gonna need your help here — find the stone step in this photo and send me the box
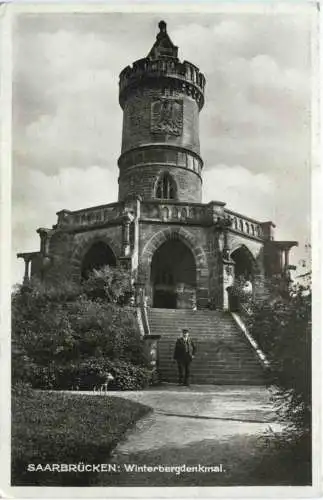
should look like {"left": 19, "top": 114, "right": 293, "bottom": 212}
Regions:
{"left": 160, "top": 355, "right": 261, "bottom": 362}
{"left": 158, "top": 348, "right": 259, "bottom": 359}
{"left": 148, "top": 308, "right": 265, "bottom": 385}
{"left": 160, "top": 366, "right": 262, "bottom": 372}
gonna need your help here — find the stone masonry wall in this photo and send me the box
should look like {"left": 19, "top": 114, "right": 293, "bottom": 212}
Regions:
{"left": 43, "top": 226, "right": 123, "bottom": 284}
{"left": 118, "top": 164, "right": 202, "bottom": 203}
{"left": 121, "top": 86, "right": 200, "bottom": 155}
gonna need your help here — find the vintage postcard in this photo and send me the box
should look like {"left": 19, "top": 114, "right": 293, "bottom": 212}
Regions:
{"left": 0, "top": 1, "right": 321, "bottom": 498}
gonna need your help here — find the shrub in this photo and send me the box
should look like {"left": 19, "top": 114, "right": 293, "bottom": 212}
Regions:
{"left": 12, "top": 274, "right": 150, "bottom": 389}
{"left": 24, "top": 358, "right": 152, "bottom": 391}
{"left": 248, "top": 284, "right": 311, "bottom": 435}
{"left": 82, "top": 265, "right": 133, "bottom": 304}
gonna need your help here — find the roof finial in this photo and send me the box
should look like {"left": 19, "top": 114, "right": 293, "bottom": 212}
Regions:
{"left": 158, "top": 20, "right": 167, "bottom": 33}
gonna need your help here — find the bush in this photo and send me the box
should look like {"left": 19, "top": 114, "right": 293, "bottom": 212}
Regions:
{"left": 12, "top": 273, "right": 150, "bottom": 390}
{"left": 82, "top": 265, "right": 133, "bottom": 304}
{"left": 23, "top": 357, "right": 152, "bottom": 391}
{"left": 12, "top": 389, "right": 151, "bottom": 486}
{"left": 247, "top": 280, "right": 311, "bottom": 446}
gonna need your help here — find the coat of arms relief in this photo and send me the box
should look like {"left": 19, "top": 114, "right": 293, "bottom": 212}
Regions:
{"left": 151, "top": 98, "right": 183, "bottom": 136}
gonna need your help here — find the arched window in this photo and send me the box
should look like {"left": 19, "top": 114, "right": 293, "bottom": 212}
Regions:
{"left": 155, "top": 173, "right": 176, "bottom": 199}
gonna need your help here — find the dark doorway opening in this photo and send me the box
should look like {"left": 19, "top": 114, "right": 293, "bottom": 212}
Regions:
{"left": 231, "top": 246, "right": 254, "bottom": 282}
{"left": 151, "top": 239, "right": 196, "bottom": 309}
{"left": 153, "top": 289, "right": 177, "bottom": 308}
{"left": 81, "top": 241, "right": 116, "bottom": 279}
{"left": 229, "top": 246, "right": 255, "bottom": 310}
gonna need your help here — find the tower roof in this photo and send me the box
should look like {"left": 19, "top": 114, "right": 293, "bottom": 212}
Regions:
{"left": 147, "top": 20, "right": 178, "bottom": 60}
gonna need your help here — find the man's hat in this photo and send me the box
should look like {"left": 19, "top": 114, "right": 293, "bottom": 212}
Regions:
{"left": 182, "top": 328, "right": 189, "bottom": 333}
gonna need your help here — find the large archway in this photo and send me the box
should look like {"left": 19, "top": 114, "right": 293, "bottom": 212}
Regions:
{"left": 231, "top": 246, "right": 255, "bottom": 282}
{"left": 230, "top": 245, "right": 258, "bottom": 306}
{"left": 81, "top": 241, "right": 116, "bottom": 279}
{"left": 151, "top": 239, "right": 196, "bottom": 309}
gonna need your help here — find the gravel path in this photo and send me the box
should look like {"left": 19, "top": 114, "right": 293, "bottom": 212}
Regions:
{"left": 86, "top": 384, "right": 287, "bottom": 486}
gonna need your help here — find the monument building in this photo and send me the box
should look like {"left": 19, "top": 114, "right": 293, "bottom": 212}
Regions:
{"left": 17, "top": 22, "right": 297, "bottom": 383}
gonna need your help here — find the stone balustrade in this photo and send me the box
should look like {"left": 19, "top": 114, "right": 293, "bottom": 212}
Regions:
{"left": 224, "top": 209, "right": 263, "bottom": 239}
{"left": 55, "top": 200, "right": 264, "bottom": 240}
{"left": 56, "top": 202, "right": 122, "bottom": 228}
{"left": 141, "top": 203, "right": 264, "bottom": 239}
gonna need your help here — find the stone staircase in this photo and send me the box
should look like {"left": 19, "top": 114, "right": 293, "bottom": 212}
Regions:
{"left": 147, "top": 308, "right": 266, "bottom": 385}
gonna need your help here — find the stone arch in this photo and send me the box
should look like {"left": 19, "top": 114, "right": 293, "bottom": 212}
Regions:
{"left": 139, "top": 227, "right": 209, "bottom": 308}
{"left": 230, "top": 244, "right": 263, "bottom": 300}
{"left": 70, "top": 234, "right": 119, "bottom": 281}
{"left": 230, "top": 244, "right": 258, "bottom": 277}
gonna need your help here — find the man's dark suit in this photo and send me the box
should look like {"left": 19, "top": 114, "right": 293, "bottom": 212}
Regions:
{"left": 173, "top": 336, "right": 196, "bottom": 385}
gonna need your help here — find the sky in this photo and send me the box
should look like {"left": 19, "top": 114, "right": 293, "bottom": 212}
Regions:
{"left": 12, "top": 9, "right": 315, "bottom": 284}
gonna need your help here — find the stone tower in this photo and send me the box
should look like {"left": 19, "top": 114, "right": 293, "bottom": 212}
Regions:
{"left": 118, "top": 21, "right": 206, "bottom": 203}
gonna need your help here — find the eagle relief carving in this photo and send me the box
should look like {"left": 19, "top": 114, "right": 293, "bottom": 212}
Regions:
{"left": 151, "top": 98, "right": 183, "bottom": 136}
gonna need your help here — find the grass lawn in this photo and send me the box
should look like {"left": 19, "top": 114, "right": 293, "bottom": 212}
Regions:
{"left": 11, "top": 389, "right": 151, "bottom": 486}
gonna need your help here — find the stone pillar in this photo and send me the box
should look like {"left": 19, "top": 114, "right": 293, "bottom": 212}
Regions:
{"left": 223, "top": 227, "right": 230, "bottom": 260}
{"left": 144, "top": 335, "right": 160, "bottom": 384}
{"left": 214, "top": 216, "right": 233, "bottom": 310}
{"left": 23, "top": 258, "right": 30, "bottom": 285}
{"left": 37, "top": 228, "right": 51, "bottom": 255}
{"left": 222, "top": 260, "right": 235, "bottom": 311}
{"left": 284, "top": 248, "right": 289, "bottom": 269}
{"left": 260, "top": 221, "right": 276, "bottom": 241}
{"left": 121, "top": 210, "right": 135, "bottom": 257}
{"left": 134, "top": 281, "right": 145, "bottom": 307}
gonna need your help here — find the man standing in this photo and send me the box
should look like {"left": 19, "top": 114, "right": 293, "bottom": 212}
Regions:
{"left": 173, "top": 329, "right": 196, "bottom": 386}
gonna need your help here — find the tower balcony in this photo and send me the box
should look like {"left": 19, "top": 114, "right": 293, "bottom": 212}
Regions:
{"left": 119, "top": 58, "right": 205, "bottom": 110}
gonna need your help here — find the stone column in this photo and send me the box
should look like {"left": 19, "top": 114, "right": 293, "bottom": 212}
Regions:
{"left": 23, "top": 258, "right": 30, "bottom": 285}
{"left": 223, "top": 226, "right": 230, "bottom": 260}
{"left": 121, "top": 211, "right": 134, "bottom": 257}
{"left": 144, "top": 335, "right": 160, "bottom": 384}
{"left": 214, "top": 216, "right": 233, "bottom": 310}
{"left": 37, "top": 228, "right": 50, "bottom": 255}
{"left": 222, "top": 260, "right": 235, "bottom": 310}
{"left": 284, "top": 248, "right": 290, "bottom": 269}
{"left": 134, "top": 281, "right": 145, "bottom": 307}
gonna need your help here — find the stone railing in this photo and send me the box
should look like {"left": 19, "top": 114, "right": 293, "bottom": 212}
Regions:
{"left": 224, "top": 209, "right": 264, "bottom": 239}
{"left": 56, "top": 202, "right": 122, "bottom": 228}
{"left": 140, "top": 201, "right": 264, "bottom": 232}
{"left": 231, "top": 311, "right": 270, "bottom": 369}
{"left": 55, "top": 199, "right": 265, "bottom": 240}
